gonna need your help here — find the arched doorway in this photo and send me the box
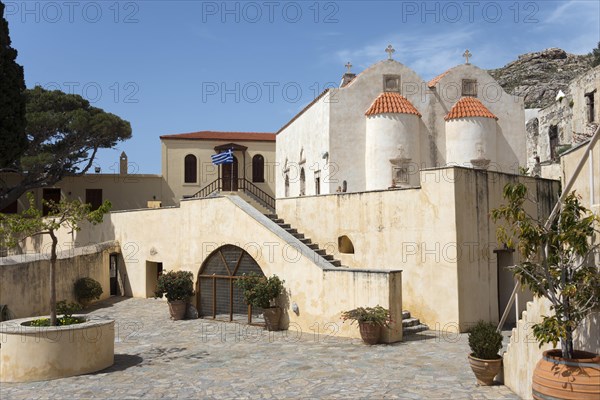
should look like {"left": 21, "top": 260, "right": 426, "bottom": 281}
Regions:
{"left": 222, "top": 156, "right": 239, "bottom": 191}
{"left": 197, "top": 245, "right": 265, "bottom": 323}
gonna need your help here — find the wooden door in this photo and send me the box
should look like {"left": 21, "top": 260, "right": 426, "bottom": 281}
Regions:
{"left": 221, "top": 156, "right": 239, "bottom": 191}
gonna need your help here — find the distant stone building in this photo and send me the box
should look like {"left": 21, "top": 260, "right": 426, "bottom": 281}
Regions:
{"left": 526, "top": 65, "right": 600, "bottom": 178}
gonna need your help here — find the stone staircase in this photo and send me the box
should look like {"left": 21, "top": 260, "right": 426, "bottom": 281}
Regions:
{"left": 221, "top": 192, "right": 273, "bottom": 215}
{"left": 266, "top": 214, "right": 344, "bottom": 267}
{"left": 402, "top": 310, "right": 429, "bottom": 335}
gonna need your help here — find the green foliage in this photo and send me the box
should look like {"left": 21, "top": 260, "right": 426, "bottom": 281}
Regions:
{"left": 341, "top": 305, "right": 391, "bottom": 328}
{"left": 235, "top": 273, "right": 285, "bottom": 309}
{"left": 74, "top": 277, "right": 103, "bottom": 304}
{"left": 0, "top": 1, "right": 27, "bottom": 168}
{"left": 0, "top": 193, "right": 111, "bottom": 325}
{"left": 154, "top": 270, "right": 194, "bottom": 302}
{"left": 0, "top": 86, "right": 132, "bottom": 210}
{"left": 468, "top": 321, "right": 503, "bottom": 359}
{"left": 29, "top": 300, "right": 83, "bottom": 326}
{"left": 491, "top": 183, "right": 600, "bottom": 358}
{"left": 590, "top": 41, "right": 600, "bottom": 68}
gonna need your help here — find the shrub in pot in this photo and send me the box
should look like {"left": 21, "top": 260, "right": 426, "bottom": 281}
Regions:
{"left": 74, "top": 277, "right": 103, "bottom": 307}
{"left": 235, "top": 273, "right": 285, "bottom": 331}
{"left": 154, "top": 270, "right": 194, "bottom": 320}
{"left": 341, "top": 305, "right": 391, "bottom": 345}
{"left": 467, "top": 321, "right": 503, "bottom": 385}
{"left": 493, "top": 183, "right": 600, "bottom": 399}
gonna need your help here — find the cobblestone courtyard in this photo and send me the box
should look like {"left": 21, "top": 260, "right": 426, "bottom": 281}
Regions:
{"left": 1, "top": 297, "right": 518, "bottom": 399}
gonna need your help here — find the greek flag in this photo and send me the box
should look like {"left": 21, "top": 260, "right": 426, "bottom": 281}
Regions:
{"left": 211, "top": 149, "right": 234, "bottom": 165}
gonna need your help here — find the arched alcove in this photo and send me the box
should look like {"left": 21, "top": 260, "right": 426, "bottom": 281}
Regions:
{"left": 338, "top": 235, "right": 355, "bottom": 254}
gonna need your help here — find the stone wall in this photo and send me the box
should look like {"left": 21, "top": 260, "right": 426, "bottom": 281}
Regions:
{"left": 0, "top": 242, "right": 119, "bottom": 319}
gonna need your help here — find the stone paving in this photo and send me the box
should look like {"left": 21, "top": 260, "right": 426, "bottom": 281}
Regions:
{"left": 0, "top": 297, "right": 519, "bottom": 399}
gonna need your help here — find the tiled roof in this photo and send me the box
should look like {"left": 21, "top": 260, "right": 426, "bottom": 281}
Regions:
{"left": 160, "top": 131, "right": 276, "bottom": 142}
{"left": 427, "top": 71, "right": 450, "bottom": 88}
{"left": 444, "top": 97, "right": 498, "bottom": 121}
{"left": 365, "top": 92, "right": 422, "bottom": 117}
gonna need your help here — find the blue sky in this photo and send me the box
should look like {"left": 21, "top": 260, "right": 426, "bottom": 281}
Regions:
{"left": 5, "top": 0, "right": 600, "bottom": 174}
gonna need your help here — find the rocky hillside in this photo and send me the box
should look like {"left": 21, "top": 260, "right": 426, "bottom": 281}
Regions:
{"left": 488, "top": 48, "right": 592, "bottom": 109}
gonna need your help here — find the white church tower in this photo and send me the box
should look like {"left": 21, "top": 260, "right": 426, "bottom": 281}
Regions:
{"left": 365, "top": 92, "right": 422, "bottom": 190}
{"left": 444, "top": 97, "right": 498, "bottom": 169}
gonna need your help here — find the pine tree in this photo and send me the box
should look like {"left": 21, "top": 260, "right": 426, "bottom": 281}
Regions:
{"left": 0, "top": 1, "right": 27, "bottom": 168}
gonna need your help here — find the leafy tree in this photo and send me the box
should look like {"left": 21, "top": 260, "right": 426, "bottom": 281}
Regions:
{"left": 591, "top": 41, "right": 600, "bottom": 67}
{"left": 0, "top": 86, "right": 132, "bottom": 210}
{"left": 0, "top": 1, "right": 27, "bottom": 168}
{"left": 0, "top": 193, "right": 111, "bottom": 325}
{"left": 491, "top": 183, "right": 600, "bottom": 359}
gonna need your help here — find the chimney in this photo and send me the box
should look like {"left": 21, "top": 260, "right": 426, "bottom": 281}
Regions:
{"left": 120, "top": 151, "right": 128, "bottom": 175}
{"left": 340, "top": 61, "right": 356, "bottom": 88}
{"left": 340, "top": 72, "right": 356, "bottom": 88}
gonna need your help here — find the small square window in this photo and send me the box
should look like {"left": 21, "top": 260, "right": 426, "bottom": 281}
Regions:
{"left": 384, "top": 75, "right": 401, "bottom": 92}
{"left": 462, "top": 79, "right": 478, "bottom": 97}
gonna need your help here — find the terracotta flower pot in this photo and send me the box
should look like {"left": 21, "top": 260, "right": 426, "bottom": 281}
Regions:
{"left": 359, "top": 322, "right": 381, "bottom": 345}
{"left": 168, "top": 300, "right": 187, "bottom": 320}
{"left": 532, "top": 349, "right": 600, "bottom": 400}
{"left": 263, "top": 307, "right": 281, "bottom": 331}
{"left": 468, "top": 354, "right": 502, "bottom": 385}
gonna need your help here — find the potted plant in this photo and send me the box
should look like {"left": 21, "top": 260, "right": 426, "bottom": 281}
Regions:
{"left": 74, "top": 277, "right": 103, "bottom": 307}
{"left": 154, "top": 270, "right": 194, "bottom": 320}
{"left": 341, "top": 305, "right": 391, "bottom": 345}
{"left": 235, "top": 273, "right": 285, "bottom": 331}
{"left": 492, "top": 183, "right": 600, "bottom": 399}
{"left": 467, "top": 321, "right": 504, "bottom": 385}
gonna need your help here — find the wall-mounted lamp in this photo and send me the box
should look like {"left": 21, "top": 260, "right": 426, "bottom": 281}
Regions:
{"left": 321, "top": 151, "right": 329, "bottom": 160}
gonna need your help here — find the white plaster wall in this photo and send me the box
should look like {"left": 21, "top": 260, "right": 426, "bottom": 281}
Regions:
{"left": 445, "top": 117, "right": 497, "bottom": 168}
{"left": 275, "top": 93, "right": 331, "bottom": 197}
{"left": 277, "top": 167, "right": 559, "bottom": 331}
{"left": 365, "top": 113, "right": 421, "bottom": 190}
{"left": 431, "top": 64, "right": 526, "bottom": 174}
{"left": 16, "top": 197, "right": 402, "bottom": 340}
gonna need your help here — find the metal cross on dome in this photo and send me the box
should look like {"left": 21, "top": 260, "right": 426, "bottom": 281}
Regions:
{"left": 463, "top": 49, "right": 472, "bottom": 64}
{"left": 385, "top": 45, "right": 395, "bottom": 60}
{"left": 345, "top": 62, "right": 352, "bottom": 72}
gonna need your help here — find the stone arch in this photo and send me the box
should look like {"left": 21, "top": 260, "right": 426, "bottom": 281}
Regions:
{"left": 197, "top": 245, "right": 265, "bottom": 323}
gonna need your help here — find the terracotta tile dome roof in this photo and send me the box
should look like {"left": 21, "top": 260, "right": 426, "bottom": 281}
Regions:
{"left": 444, "top": 97, "right": 498, "bottom": 121}
{"left": 365, "top": 92, "right": 422, "bottom": 117}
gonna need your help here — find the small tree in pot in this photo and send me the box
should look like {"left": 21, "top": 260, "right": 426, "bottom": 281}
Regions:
{"left": 467, "top": 321, "right": 504, "bottom": 385}
{"left": 492, "top": 183, "right": 600, "bottom": 398}
{"left": 341, "top": 305, "right": 391, "bottom": 345}
{"left": 235, "top": 273, "right": 285, "bottom": 331}
{"left": 154, "top": 270, "right": 194, "bottom": 320}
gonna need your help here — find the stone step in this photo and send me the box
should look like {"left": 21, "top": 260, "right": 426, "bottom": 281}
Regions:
{"left": 330, "top": 260, "right": 342, "bottom": 267}
{"left": 315, "top": 249, "right": 327, "bottom": 256}
{"left": 307, "top": 243, "right": 319, "bottom": 250}
{"left": 322, "top": 254, "right": 335, "bottom": 261}
{"left": 296, "top": 234, "right": 307, "bottom": 241}
{"left": 271, "top": 218, "right": 284, "bottom": 224}
{"left": 402, "top": 310, "right": 411, "bottom": 320}
{"left": 279, "top": 223, "right": 291, "bottom": 229}
{"left": 402, "top": 318, "right": 421, "bottom": 328}
{"left": 285, "top": 228, "right": 297, "bottom": 234}
{"left": 266, "top": 214, "right": 278, "bottom": 219}
{"left": 403, "top": 324, "right": 429, "bottom": 335}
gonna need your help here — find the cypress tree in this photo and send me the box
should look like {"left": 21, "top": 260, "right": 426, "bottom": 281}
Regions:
{"left": 0, "top": 1, "right": 27, "bottom": 168}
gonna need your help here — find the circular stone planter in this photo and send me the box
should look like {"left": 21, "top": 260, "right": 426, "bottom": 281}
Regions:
{"left": 0, "top": 316, "right": 114, "bottom": 383}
